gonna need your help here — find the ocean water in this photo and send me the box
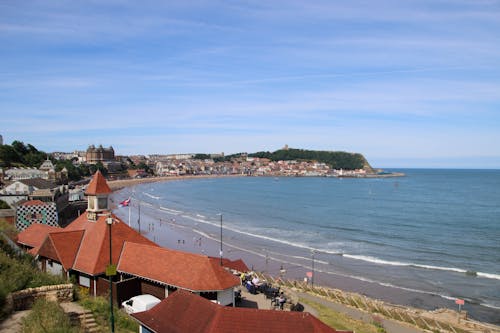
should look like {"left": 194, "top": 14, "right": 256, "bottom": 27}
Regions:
{"left": 116, "top": 169, "right": 500, "bottom": 323}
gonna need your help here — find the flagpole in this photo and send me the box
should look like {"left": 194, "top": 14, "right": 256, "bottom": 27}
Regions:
{"left": 128, "top": 199, "right": 131, "bottom": 227}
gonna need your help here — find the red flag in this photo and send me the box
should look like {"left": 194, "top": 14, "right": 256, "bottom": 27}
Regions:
{"left": 119, "top": 197, "right": 131, "bottom": 207}
{"left": 455, "top": 299, "right": 464, "bottom": 305}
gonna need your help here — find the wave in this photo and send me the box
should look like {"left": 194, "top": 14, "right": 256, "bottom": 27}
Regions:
{"left": 144, "top": 192, "right": 161, "bottom": 200}
{"left": 480, "top": 302, "right": 500, "bottom": 310}
{"left": 219, "top": 236, "right": 473, "bottom": 307}
{"left": 124, "top": 195, "right": 500, "bottom": 283}
{"left": 343, "top": 254, "right": 500, "bottom": 281}
{"left": 159, "top": 206, "right": 182, "bottom": 214}
{"left": 477, "top": 272, "right": 500, "bottom": 280}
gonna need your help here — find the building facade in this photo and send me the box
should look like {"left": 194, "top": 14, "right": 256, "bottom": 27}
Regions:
{"left": 86, "top": 145, "right": 115, "bottom": 164}
{"left": 16, "top": 200, "right": 59, "bottom": 231}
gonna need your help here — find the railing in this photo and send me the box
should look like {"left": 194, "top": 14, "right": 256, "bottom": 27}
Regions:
{"left": 256, "top": 273, "right": 500, "bottom": 333}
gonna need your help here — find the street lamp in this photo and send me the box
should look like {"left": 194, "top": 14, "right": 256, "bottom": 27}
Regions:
{"left": 217, "top": 213, "right": 223, "bottom": 266}
{"left": 106, "top": 216, "right": 115, "bottom": 333}
{"left": 311, "top": 249, "right": 316, "bottom": 288}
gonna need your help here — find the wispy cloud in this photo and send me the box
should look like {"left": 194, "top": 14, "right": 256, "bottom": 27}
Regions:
{"left": 1, "top": 0, "right": 499, "bottom": 167}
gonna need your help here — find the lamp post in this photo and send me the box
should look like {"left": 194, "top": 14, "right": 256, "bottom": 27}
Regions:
{"left": 137, "top": 201, "right": 141, "bottom": 234}
{"left": 106, "top": 216, "right": 115, "bottom": 333}
{"left": 218, "top": 213, "right": 223, "bottom": 266}
{"left": 311, "top": 250, "right": 316, "bottom": 288}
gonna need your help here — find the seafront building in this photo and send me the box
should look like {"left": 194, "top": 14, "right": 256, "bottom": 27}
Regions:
{"left": 16, "top": 171, "right": 240, "bottom": 305}
{"left": 132, "top": 290, "right": 350, "bottom": 333}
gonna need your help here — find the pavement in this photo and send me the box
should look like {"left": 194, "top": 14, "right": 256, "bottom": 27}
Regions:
{"left": 0, "top": 310, "right": 30, "bottom": 333}
{"left": 237, "top": 286, "right": 424, "bottom": 333}
{"left": 296, "top": 291, "right": 425, "bottom": 333}
{"left": 0, "top": 302, "right": 97, "bottom": 333}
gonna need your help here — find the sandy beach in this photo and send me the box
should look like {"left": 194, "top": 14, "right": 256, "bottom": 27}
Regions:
{"left": 109, "top": 175, "right": 500, "bottom": 328}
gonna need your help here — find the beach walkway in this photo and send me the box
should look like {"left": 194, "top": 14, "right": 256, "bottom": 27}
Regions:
{"left": 296, "top": 291, "right": 424, "bottom": 333}
{"left": 238, "top": 286, "right": 423, "bottom": 333}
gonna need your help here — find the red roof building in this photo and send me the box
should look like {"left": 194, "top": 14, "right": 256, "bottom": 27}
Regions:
{"left": 16, "top": 171, "right": 157, "bottom": 297}
{"left": 132, "top": 290, "right": 351, "bottom": 333}
{"left": 118, "top": 242, "right": 240, "bottom": 305}
{"left": 212, "top": 257, "right": 249, "bottom": 273}
{"left": 84, "top": 170, "right": 112, "bottom": 195}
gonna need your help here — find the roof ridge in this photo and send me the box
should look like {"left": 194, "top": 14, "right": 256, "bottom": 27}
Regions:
{"left": 51, "top": 230, "right": 85, "bottom": 270}
{"left": 71, "top": 225, "right": 90, "bottom": 273}
{"left": 206, "top": 301, "right": 223, "bottom": 333}
{"left": 93, "top": 218, "right": 109, "bottom": 275}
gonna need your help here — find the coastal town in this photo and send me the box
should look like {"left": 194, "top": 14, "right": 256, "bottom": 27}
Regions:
{"left": 0, "top": 140, "right": 497, "bottom": 333}
{"left": 50, "top": 143, "right": 377, "bottom": 178}
{"left": 1, "top": 151, "right": 357, "bottom": 332}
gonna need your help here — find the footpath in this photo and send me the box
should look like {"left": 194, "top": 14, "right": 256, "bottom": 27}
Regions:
{"left": 295, "top": 291, "right": 424, "bottom": 333}
{"left": 239, "top": 285, "right": 423, "bottom": 333}
{"left": 257, "top": 272, "right": 500, "bottom": 333}
{"left": 0, "top": 302, "right": 99, "bottom": 333}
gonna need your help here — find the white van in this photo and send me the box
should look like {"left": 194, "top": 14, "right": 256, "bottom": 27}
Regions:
{"left": 121, "top": 294, "right": 161, "bottom": 314}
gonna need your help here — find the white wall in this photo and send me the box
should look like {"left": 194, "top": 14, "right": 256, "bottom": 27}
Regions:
{"left": 46, "top": 260, "right": 63, "bottom": 276}
{"left": 217, "top": 288, "right": 234, "bottom": 306}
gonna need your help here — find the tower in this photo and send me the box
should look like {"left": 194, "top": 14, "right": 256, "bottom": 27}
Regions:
{"left": 84, "top": 170, "right": 112, "bottom": 221}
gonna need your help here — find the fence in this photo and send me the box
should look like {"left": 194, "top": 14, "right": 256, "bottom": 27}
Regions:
{"left": 256, "top": 273, "right": 499, "bottom": 333}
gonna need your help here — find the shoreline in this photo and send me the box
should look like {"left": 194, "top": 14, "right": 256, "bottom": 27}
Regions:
{"left": 107, "top": 174, "right": 236, "bottom": 191}
{"left": 107, "top": 172, "right": 405, "bottom": 191}
{"left": 109, "top": 176, "right": 500, "bottom": 328}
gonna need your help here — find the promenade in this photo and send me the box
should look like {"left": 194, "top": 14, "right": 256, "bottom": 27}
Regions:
{"left": 238, "top": 285, "right": 423, "bottom": 333}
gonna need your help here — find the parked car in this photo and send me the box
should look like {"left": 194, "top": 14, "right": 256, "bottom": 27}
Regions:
{"left": 121, "top": 294, "right": 161, "bottom": 314}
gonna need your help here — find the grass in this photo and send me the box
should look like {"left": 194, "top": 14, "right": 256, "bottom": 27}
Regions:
{"left": 76, "top": 289, "right": 138, "bottom": 333}
{"left": 0, "top": 221, "right": 66, "bottom": 320}
{"left": 300, "top": 297, "right": 385, "bottom": 333}
{"left": 21, "top": 298, "right": 79, "bottom": 333}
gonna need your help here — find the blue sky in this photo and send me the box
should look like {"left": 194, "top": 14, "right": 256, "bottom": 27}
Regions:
{"left": 1, "top": 0, "right": 499, "bottom": 168}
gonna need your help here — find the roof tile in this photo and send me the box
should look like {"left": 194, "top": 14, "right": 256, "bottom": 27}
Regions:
{"left": 118, "top": 242, "right": 240, "bottom": 291}
{"left": 132, "top": 290, "right": 345, "bottom": 333}
{"left": 85, "top": 170, "right": 112, "bottom": 195}
{"left": 17, "top": 223, "right": 61, "bottom": 248}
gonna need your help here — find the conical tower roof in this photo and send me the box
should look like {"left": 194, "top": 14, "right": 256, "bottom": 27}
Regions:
{"left": 85, "top": 170, "right": 112, "bottom": 195}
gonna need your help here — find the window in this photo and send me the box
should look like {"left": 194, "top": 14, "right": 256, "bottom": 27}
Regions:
{"left": 98, "top": 197, "right": 107, "bottom": 210}
{"left": 79, "top": 276, "right": 90, "bottom": 288}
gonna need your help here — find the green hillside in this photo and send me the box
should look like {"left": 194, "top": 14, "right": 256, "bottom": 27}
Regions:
{"left": 249, "top": 148, "right": 373, "bottom": 171}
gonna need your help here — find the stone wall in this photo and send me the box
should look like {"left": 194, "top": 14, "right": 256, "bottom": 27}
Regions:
{"left": 9, "top": 284, "right": 74, "bottom": 311}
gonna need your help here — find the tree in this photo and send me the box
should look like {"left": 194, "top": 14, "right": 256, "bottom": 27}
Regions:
{"left": 0, "top": 145, "right": 22, "bottom": 167}
{"left": 89, "top": 162, "right": 108, "bottom": 176}
{"left": 0, "top": 200, "right": 10, "bottom": 209}
{"left": 193, "top": 154, "right": 211, "bottom": 160}
{"left": 11, "top": 140, "right": 28, "bottom": 156}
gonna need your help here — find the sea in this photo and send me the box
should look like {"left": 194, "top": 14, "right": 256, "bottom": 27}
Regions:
{"left": 114, "top": 169, "right": 500, "bottom": 323}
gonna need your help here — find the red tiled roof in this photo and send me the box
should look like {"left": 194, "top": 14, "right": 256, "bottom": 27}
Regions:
{"left": 21, "top": 200, "right": 46, "bottom": 206}
{"left": 132, "top": 290, "right": 345, "bottom": 333}
{"left": 38, "top": 230, "right": 84, "bottom": 270}
{"left": 17, "top": 223, "right": 61, "bottom": 248}
{"left": 211, "top": 257, "right": 249, "bottom": 273}
{"left": 118, "top": 242, "right": 240, "bottom": 291}
{"left": 85, "top": 170, "right": 112, "bottom": 195}
{"left": 64, "top": 212, "right": 158, "bottom": 275}
{"left": 18, "top": 210, "right": 157, "bottom": 276}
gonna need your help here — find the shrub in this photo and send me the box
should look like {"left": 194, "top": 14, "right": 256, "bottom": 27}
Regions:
{"left": 21, "top": 298, "right": 78, "bottom": 333}
{"left": 78, "top": 292, "right": 138, "bottom": 333}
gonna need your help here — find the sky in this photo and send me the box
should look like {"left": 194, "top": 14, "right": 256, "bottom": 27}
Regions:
{"left": 1, "top": 0, "right": 500, "bottom": 168}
